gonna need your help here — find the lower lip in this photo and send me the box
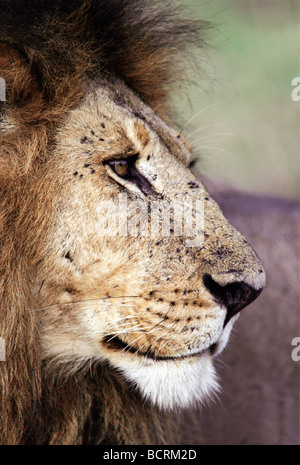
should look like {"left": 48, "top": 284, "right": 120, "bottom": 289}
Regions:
{"left": 102, "top": 335, "right": 217, "bottom": 361}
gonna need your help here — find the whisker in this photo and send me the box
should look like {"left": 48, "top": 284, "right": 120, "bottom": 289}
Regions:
{"left": 191, "top": 145, "right": 237, "bottom": 159}
{"left": 154, "top": 322, "right": 178, "bottom": 356}
{"left": 104, "top": 314, "right": 145, "bottom": 324}
{"left": 190, "top": 132, "right": 234, "bottom": 146}
{"left": 179, "top": 97, "right": 231, "bottom": 134}
{"left": 37, "top": 296, "right": 139, "bottom": 312}
{"left": 186, "top": 121, "right": 226, "bottom": 139}
{"left": 132, "top": 311, "right": 171, "bottom": 354}
{"left": 122, "top": 327, "right": 162, "bottom": 354}
{"left": 105, "top": 323, "right": 154, "bottom": 343}
{"left": 122, "top": 334, "right": 146, "bottom": 351}
{"left": 138, "top": 310, "right": 175, "bottom": 356}
{"left": 106, "top": 330, "right": 142, "bottom": 343}
{"left": 134, "top": 327, "right": 164, "bottom": 355}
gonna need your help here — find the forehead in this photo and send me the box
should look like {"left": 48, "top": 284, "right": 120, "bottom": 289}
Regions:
{"left": 58, "top": 77, "right": 191, "bottom": 165}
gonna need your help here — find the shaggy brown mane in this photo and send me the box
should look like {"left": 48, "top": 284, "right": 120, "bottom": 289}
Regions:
{"left": 0, "top": 0, "right": 205, "bottom": 116}
{"left": 0, "top": 0, "right": 206, "bottom": 444}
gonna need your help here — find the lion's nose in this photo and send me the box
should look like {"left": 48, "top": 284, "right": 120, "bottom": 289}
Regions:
{"left": 203, "top": 273, "right": 264, "bottom": 327}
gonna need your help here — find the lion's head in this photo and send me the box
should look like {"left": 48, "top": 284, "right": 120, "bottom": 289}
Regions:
{"left": 0, "top": 0, "right": 265, "bottom": 444}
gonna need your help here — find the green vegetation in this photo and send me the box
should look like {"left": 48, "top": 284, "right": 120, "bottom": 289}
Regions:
{"left": 174, "top": 0, "right": 299, "bottom": 199}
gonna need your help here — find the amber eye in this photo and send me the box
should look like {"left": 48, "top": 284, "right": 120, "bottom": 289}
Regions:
{"left": 109, "top": 160, "right": 129, "bottom": 177}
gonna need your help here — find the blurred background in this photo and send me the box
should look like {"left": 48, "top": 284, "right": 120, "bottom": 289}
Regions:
{"left": 173, "top": 0, "right": 299, "bottom": 199}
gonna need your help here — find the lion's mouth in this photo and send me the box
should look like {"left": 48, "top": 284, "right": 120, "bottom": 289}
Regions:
{"left": 102, "top": 335, "right": 218, "bottom": 360}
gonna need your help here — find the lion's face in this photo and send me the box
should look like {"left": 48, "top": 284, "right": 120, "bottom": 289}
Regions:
{"left": 36, "top": 78, "right": 265, "bottom": 409}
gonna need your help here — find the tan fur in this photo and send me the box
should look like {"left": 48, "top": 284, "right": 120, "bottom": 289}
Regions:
{"left": 0, "top": 1, "right": 265, "bottom": 445}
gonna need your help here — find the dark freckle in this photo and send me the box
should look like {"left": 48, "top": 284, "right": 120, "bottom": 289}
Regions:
{"left": 79, "top": 174, "right": 83, "bottom": 179}
{"left": 101, "top": 122, "right": 105, "bottom": 128}
{"left": 192, "top": 301, "right": 197, "bottom": 305}
{"left": 73, "top": 171, "right": 78, "bottom": 176}
{"left": 174, "top": 289, "right": 179, "bottom": 294}
{"left": 146, "top": 307, "right": 151, "bottom": 311}
{"left": 149, "top": 290, "right": 155, "bottom": 296}
{"left": 147, "top": 155, "right": 150, "bottom": 161}
{"left": 64, "top": 251, "right": 73, "bottom": 263}
{"left": 158, "top": 298, "right": 164, "bottom": 302}
{"left": 90, "top": 169, "right": 95, "bottom": 174}
{"left": 80, "top": 136, "right": 88, "bottom": 144}
{"left": 99, "top": 137, "right": 105, "bottom": 141}
{"left": 84, "top": 163, "right": 91, "bottom": 168}
{"left": 205, "top": 197, "right": 209, "bottom": 201}
{"left": 186, "top": 317, "right": 192, "bottom": 322}
{"left": 187, "top": 181, "right": 199, "bottom": 189}
{"left": 183, "top": 290, "right": 187, "bottom": 295}
{"left": 91, "top": 130, "right": 95, "bottom": 135}
{"left": 170, "top": 301, "right": 175, "bottom": 306}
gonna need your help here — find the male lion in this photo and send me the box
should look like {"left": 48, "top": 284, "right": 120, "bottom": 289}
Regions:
{"left": 0, "top": 0, "right": 265, "bottom": 444}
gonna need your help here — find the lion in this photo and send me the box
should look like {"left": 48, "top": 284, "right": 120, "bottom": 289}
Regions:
{"left": 0, "top": 0, "right": 265, "bottom": 445}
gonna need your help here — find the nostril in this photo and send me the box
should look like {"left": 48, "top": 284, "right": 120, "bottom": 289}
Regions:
{"left": 203, "top": 274, "right": 262, "bottom": 327}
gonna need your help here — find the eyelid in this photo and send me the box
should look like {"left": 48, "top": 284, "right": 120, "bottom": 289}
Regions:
{"left": 103, "top": 153, "right": 139, "bottom": 164}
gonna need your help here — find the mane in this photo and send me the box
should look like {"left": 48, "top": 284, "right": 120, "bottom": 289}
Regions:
{"left": 0, "top": 0, "right": 206, "bottom": 117}
{"left": 0, "top": 0, "right": 206, "bottom": 444}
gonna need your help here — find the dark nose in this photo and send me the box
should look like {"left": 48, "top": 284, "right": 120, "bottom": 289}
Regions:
{"left": 203, "top": 274, "right": 263, "bottom": 327}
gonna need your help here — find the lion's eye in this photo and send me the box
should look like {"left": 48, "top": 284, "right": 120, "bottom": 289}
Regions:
{"left": 109, "top": 160, "right": 129, "bottom": 177}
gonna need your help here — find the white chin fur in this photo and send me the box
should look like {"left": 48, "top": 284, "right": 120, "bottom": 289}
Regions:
{"left": 113, "top": 353, "right": 219, "bottom": 410}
